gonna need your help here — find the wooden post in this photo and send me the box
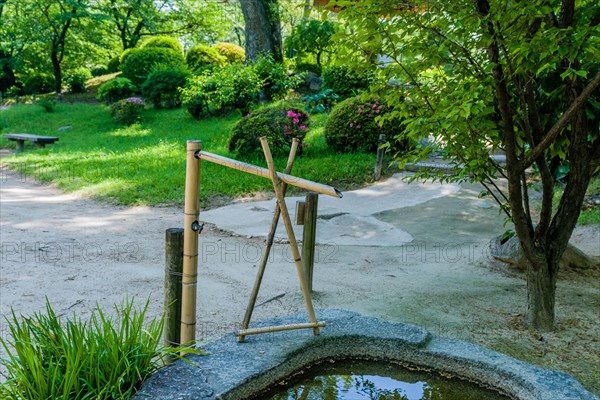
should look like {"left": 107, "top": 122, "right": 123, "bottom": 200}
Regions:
{"left": 181, "top": 140, "right": 202, "bottom": 350}
{"left": 238, "top": 139, "right": 299, "bottom": 342}
{"left": 260, "top": 137, "right": 321, "bottom": 336}
{"left": 164, "top": 228, "right": 183, "bottom": 352}
{"left": 302, "top": 192, "right": 318, "bottom": 293}
{"left": 374, "top": 134, "right": 386, "bottom": 181}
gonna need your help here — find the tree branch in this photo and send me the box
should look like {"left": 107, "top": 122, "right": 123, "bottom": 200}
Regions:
{"left": 521, "top": 71, "right": 600, "bottom": 170}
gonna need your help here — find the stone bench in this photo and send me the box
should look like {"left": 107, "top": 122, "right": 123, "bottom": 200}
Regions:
{"left": 3, "top": 133, "right": 59, "bottom": 152}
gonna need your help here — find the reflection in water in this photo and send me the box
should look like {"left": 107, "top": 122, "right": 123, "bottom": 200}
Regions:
{"left": 264, "top": 360, "right": 510, "bottom": 400}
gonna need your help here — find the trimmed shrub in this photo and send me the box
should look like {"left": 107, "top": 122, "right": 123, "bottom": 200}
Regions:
{"left": 213, "top": 42, "right": 245, "bottom": 64}
{"left": 325, "top": 95, "right": 406, "bottom": 153}
{"left": 141, "top": 68, "right": 188, "bottom": 109}
{"left": 121, "top": 47, "right": 186, "bottom": 86}
{"left": 141, "top": 36, "right": 183, "bottom": 55}
{"left": 22, "top": 73, "right": 54, "bottom": 94}
{"left": 186, "top": 45, "right": 226, "bottom": 72}
{"left": 107, "top": 56, "right": 121, "bottom": 73}
{"left": 110, "top": 97, "right": 145, "bottom": 125}
{"left": 229, "top": 102, "right": 310, "bottom": 157}
{"left": 253, "top": 54, "right": 302, "bottom": 100}
{"left": 97, "top": 77, "right": 136, "bottom": 103}
{"left": 119, "top": 49, "right": 134, "bottom": 67}
{"left": 322, "top": 64, "right": 374, "bottom": 99}
{"left": 65, "top": 68, "right": 92, "bottom": 93}
{"left": 91, "top": 65, "right": 108, "bottom": 77}
{"left": 181, "top": 63, "right": 261, "bottom": 117}
{"left": 37, "top": 98, "right": 56, "bottom": 113}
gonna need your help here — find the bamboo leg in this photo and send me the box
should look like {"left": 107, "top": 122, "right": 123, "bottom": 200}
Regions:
{"left": 239, "top": 139, "right": 299, "bottom": 342}
{"left": 180, "top": 140, "right": 202, "bottom": 351}
{"left": 260, "top": 137, "right": 320, "bottom": 336}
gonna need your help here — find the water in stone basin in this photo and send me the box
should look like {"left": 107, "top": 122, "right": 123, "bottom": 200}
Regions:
{"left": 263, "top": 360, "right": 511, "bottom": 400}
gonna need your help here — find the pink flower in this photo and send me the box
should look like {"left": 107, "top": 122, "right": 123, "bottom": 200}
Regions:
{"left": 372, "top": 105, "right": 376, "bottom": 109}
{"left": 357, "top": 125, "right": 361, "bottom": 129}
{"left": 299, "top": 125, "right": 306, "bottom": 130}
{"left": 293, "top": 118, "right": 299, "bottom": 124}
{"left": 287, "top": 110, "right": 295, "bottom": 117}
{"left": 349, "top": 123, "right": 353, "bottom": 127}
{"left": 368, "top": 114, "right": 373, "bottom": 117}
{"left": 375, "top": 110, "right": 380, "bottom": 114}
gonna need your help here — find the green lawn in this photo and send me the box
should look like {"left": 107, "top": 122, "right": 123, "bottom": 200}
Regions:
{"left": 0, "top": 103, "right": 377, "bottom": 207}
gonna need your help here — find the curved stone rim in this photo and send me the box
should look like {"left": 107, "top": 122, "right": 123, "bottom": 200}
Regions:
{"left": 135, "top": 309, "right": 598, "bottom": 400}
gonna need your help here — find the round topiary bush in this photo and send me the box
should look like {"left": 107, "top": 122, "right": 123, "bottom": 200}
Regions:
{"left": 110, "top": 97, "right": 145, "bottom": 125}
{"left": 97, "top": 77, "right": 136, "bottom": 103}
{"left": 325, "top": 95, "right": 406, "bottom": 153}
{"left": 186, "top": 45, "right": 226, "bottom": 72}
{"left": 229, "top": 102, "right": 310, "bottom": 157}
{"left": 141, "top": 36, "right": 183, "bottom": 55}
{"left": 22, "top": 73, "right": 55, "bottom": 94}
{"left": 322, "top": 65, "right": 374, "bottom": 99}
{"left": 141, "top": 68, "right": 188, "bottom": 109}
{"left": 65, "top": 68, "right": 92, "bottom": 93}
{"left": 107, "top": 56, "right": 121, "bottom": 73}
{"left": 212, "top": 42, "right": 245, "bottom": 64}
{"left": 121, "top": 47, "right": 186, "bottom": 86}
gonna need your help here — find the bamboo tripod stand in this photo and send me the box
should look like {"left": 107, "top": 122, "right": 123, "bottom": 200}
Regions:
{"left": 180, "top": 138, "right": 342, "bottom": 347}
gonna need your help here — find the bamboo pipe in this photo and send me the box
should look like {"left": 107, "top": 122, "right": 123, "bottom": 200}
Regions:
{"left": 260, "top": 137, "right": 321, "bottom": 336}
{"left": 196, "top": 151, "right": 343, "bottom": 198}
{"left": 234, "top": 321, "right": 326, "bottom": 338}
{"left": 181, "top": 140, "right": 202, "bottom": 350}
{"left": 239, "top": 139, "right": 299, "bottom": 342}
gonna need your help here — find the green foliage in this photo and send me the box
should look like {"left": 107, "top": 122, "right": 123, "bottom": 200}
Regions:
{"left": 37, "top": 98, "right": 56, "bottom": 113}
{"left": 97, "top": 77, "right": 136, "bottom": 103}
{"left": 106, "top": 56, "right": 121, "bottom": 73}
{"left": 302, "top": 89, "right": 339, "bottom": 114}
{"left": 119, "top": 49, "right": 133, "bottom": 67}
{"left": 253, "top": 54, "right": 301, "bottom": 100}
{"left": 213, "top": 42, "right": 245, "bottom": 64}
{"left": 325, "top": 95, "right": 406, "bottom": 153}
{"left": 110, "top": 97, "right": 145, "bottom": 125}
{"left": 141, "top": 35, "right": 183, "bottom": 54}
{"left": 186, "top": 45, "right": 226, "bottom": 72}
{"left": 0, "top": 103, "right": 376, "bottom": 206}
{"left": 121, "top": 47, "right": 186, "bottom": 86}
{"left": 65, "top": 68, "right": 92, "bottom": 93}
{"left": 0, "top": 298, "right": 190, "bottom": 399}
{"left": 22, "top": 73, "right": 55, "bottom": 95}
{"left": 285, "top": 18, "right": 337, "bottom": 67}
{"left": 295, "top": 63, "right": 322, "bottom": 76}
{"left": 322, "top": 64, "right": 373, "bottom": 99}
{"left": 181, "top": 63, "right": 261, "bottom": 116}
{"left": 91, "top": 65, "right": 109, "bottom": 77}
{"left": 229, "top": 102, "right": 310, "bottom": 157}
{"left": 141, "top": 68, "right": 189, "bottom": 109}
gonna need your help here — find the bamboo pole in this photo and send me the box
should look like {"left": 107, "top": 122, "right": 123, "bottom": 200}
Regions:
{"left": 302, "top": 192, "right": 318, "bottom": 293}
{"left": 235, "top": 321, "right": 326, "bottom": 338}
{"left": 260, "top": 137, "right": 321, "bottom": 336}
{"left": 196, "top": 151, "right": 342, "bottom": 198}
{"left": 181, "top": 140, "right": 202, "bottom": 350}
{"left": 164, "top": 228, "right": 183, "bottom": 361}
{"left": 374, "top": 134, "right": 386, "bottom": 181}
{"left": 238, "top": 139, "right": 299, "bottom": 342}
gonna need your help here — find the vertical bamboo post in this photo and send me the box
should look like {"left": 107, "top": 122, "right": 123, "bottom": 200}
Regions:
{"left": 181, "top": 140, "right": 202, "bottom": 350}
{"left": 238, "top": 139, "right": 299, "bottom": 342}
{"left": 302, "top": 192, "right": 318, "bottom": 293}
{"left": 164, "top": 228, "right": 183, "bottom": 354}
{"left": 260, "top": 137, "right": 320, "bottom": 336}
{"left": 374, "top": 134, "right": 386, "bottom": 181}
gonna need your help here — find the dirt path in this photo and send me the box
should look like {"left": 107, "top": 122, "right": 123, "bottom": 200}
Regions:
{"left": 1, "top": 166, "right": 599, "bottom": 394}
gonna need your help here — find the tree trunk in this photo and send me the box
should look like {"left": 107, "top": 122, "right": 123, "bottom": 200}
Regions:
{"left": 239, "top": 0, "right": 283, "bottom": 63}
{"left": 526, "top": 256, "right": 558, "bottom": 331}
{"left": 51, "top": 50, "right": 62, "bottom": 94}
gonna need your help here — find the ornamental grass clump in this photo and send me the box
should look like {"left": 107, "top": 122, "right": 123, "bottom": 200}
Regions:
{"left": 110, "top": 97, "right": 145, "bottom": 125}
{"left": 0, "top": 298, "right": 192, "bottom": 400}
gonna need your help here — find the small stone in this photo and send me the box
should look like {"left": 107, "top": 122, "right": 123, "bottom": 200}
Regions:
{"left": 57, "top": 125, "right": 73, "bottom": 131}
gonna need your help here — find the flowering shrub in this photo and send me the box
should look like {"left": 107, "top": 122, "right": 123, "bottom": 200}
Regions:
{"left": 110, "top": 97, "right": 145, "bottom": 125}
{"left": 325, "top": 95, "right": 407, "bottom": 153}
{"left": 229, "top": 102, "right": 310, "bottom": 157}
